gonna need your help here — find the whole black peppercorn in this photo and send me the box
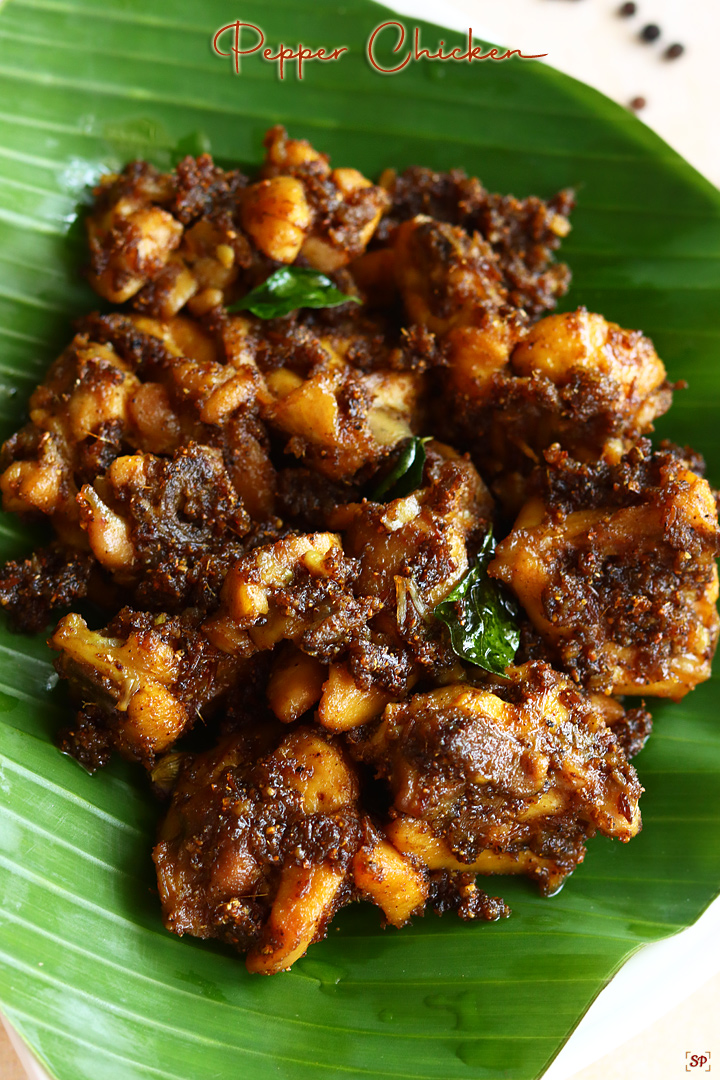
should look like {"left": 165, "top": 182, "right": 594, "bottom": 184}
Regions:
{"left": 619, "top": 2, "right": 637, "bottom": 15}
{"left": 640, "top": 24, "right": 661, "bottom": 42}
{"left": 665, "top": 43, "right": 685, "bottom": 60}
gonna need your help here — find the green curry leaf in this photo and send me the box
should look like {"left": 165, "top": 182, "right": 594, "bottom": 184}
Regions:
{"left": 370, "top": 436, "right": 430, "bottom": 502}
{"left": 433, "top": 531, "right": 520, "bottom": 675}
{"left": 228, "top": 266, "right": 360, "bottom": 318}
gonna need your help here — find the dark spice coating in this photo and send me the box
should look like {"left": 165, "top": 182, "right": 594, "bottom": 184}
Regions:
{"left": 348, "top": 662, "right": 643, "bottom": 895}
{"left": 610, "top": 704, "right": 653, "bottom": 759}
{"left": 78, "top": 442, "right": 258, "bottom": 613}
{"left": 153, "top": 726, "right": 362, "bottom": 960}
{"left": 375, "top": 165, "right": 574, "bottom": 316}
{"left": 0, "top": 126, "right": 717, "bottom": 973}
{"left": 0, "top": 545, "right": 93, "bottom": 633}
{"left": 426, "top": 871, "right": 509, "bottom": 921}
{"left": 52, "top": 607, "right": 248, "bottom": 768}
{"left": 491, "top": 443, "right": 720, "bottom": 695}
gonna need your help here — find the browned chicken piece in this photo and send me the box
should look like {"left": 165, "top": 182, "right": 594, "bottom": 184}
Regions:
{"left": 72, "top": 312, "right": 278, "bottom": 518}
{"left": 489, "top": 442, "right": 720, "bottom": 698}
{"left": 374, "top": 165, "right": 574, "bottom": 317}
{"left": 348, "top": 662, "right": 643, "bottom": 897}
{"left": 0, "top": 325, "right": 143, "bottom": 543}
{"left": 315, "top": 441, "right": 493, "bottom": 728}
{"left": 51, "top": 607, "right": 247, "bottom": 769}
{"left": 0, "top": 310, "right": 279, "bottom": 627}
{"left": 153, "top": 723, "right": 496, "bottom": 971}
{"left": 251, "top": 125, "right": 390, "bottom": 271}
{"left": 86, "top": 132, "right": 387, "bottom": 317}
{"left": 77, "top": 443, "right": 257, "bottom": 613}
{"left": 153, "top": 725, "right": 363, "bottom": 974}
{"left": 445, "top": 308, "right": 672, "bottom": 510}
{"left": 86, "top": 155, "right": 254, "bottom": 317}
{"left": 257, "top": 321, "right": 423, "bottom": 481}
{"left": 392, "top": 216, "right": 509, "bottom": 336}
{"left": 204, "top": 531, "right": 380, "bottom": 662}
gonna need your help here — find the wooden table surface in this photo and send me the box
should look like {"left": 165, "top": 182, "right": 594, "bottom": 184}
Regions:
{"left": 2, "top": 970, "right": 718, "bottom": 1079}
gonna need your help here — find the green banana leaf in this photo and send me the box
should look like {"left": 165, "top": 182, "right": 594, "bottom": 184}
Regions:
{"left": 0, "top": 1, "right": 719, "bottom": 1078}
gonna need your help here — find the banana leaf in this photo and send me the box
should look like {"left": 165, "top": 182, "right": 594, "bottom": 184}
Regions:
{"left": 0, "top": 1, "right": 719, "bottom": 1079}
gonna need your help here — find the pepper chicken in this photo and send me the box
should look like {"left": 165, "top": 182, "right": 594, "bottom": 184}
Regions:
{"left": 0, "top": 126, "right": 716, "bottom": 974}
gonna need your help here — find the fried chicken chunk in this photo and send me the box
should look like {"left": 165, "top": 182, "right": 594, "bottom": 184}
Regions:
{"left": 80, "top": 310, "right": 278, "bottom": 518}
{"left": 51, "top": 608, "right": 246, "bottom": 768}
{"left": 153, "top": 726, "right": 362, "bottom": 974}
{"left": 257, "top": 322, "right": 423, "bottom": 481}
{"left": 349, "top": 663, "right": 642, "bottom": 896}
{"left": 0, "top": 325, "right": 142, "bottom": 542}
{"left": 441, "top": 308, "right": 672, "bottom": 514}
{"left": 392, "top": 216, "right": 509, "bottom": 335}
{"left": 204, "top": 531, "right": 380, "bottom": 659}
{"left": 77, "top": 443, "right": 254, "bottom": 612}
{"left": 86, "top": 156, "right": 251, "bottom": 316}
{"left": 252, "top": 125, "right": 390, "bottom": 271}
{"left": 375, "top": 165, "right": 574, "bottom": 317}
{"left": 489, "top": 443, "right": 720, "bottom": 697}
{"left": 314, "top": 440, "right": 494, "bottom": 727}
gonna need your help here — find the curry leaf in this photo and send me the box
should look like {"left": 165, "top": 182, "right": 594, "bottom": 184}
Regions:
{"left": 228, "top": 266, "right": 360, "bottom": 318}
{"left": 433, "top": 531, "right": 520, "bottom": 674}
{"left": 370, "top": 436, "right": 429, "bottom": 501}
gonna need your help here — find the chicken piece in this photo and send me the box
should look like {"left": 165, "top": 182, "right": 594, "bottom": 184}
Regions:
{"left": 0, "top": 309, "right": 234, "bottom": 551}
{"left": 348, "top": 662, "right": 642, "bottom": 896}
{"left": 351, "top": 821, "right": 429, "bottom": 927}
{"left": 77, "top": 443, "right": 256, "bottom": 613}
{"left": 375, "top": 165, "right": 574, "bottom": 317}
{"left": 76, "top": 311, "right": 278, "bottom": 518}
{"left": 204, "top": 531, "right": 381, "bottom": 660}
{"left": 392, "top": 216, "right": 508, "bottom": 335}
{"left": 249, "top": 125, "right": 390, "bottom": 271}
{"left": 336, "top": 440, "right": 492, "bottom": 606}
{"left": 86, "top": 155, "right": 254, "bottom": 317}
{"left": 258, "top": 322, "right": 423, "bottom": 481}
{"left": 153, "top": 726, "right": 362, "bottom": 974}
{"left": 314, "top": 441, "right": 493, "bottom": 724}
{"left": 51, "top": 607, "right": 247, "bottom": 768}
{"left": 0, "top": 327, "right": 142, "bottom": 542}
{"left": 266, "top": 644, "right": 327, "bottom": 723}
{"left": 444, "top": 308, "right": 672, "bottom": 511}
{"left": 489, "top": 443, "right": 720, "bottom": 698}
